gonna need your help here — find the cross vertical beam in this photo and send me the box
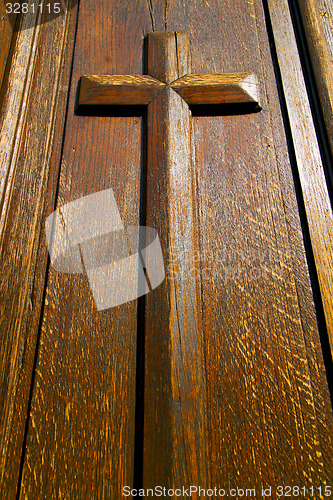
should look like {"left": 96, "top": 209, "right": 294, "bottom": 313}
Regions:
{"left": 144, "top": 32, "right": 207, "bottom": 487}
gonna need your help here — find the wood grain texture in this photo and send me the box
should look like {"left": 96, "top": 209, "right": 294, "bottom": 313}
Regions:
{"left": 144, "top": 31, "right": 208, "bottom": 487}
{"left": 296, "top": 0, "right": 333, "bottom": 158}
{"left": 161, "top": 0, "right": 333, "bottom": 492}
{"left": 77, "top": 29, "right": 260, "bottom": 490}
{"left": 267, "top": 0, "right": 333, "bottom": 357}
{"left": 147, "top": 30, "right": 190, "bottom": 83}
{"left": 171, "top": 73, "right": 260, "bottom": 105}
{"left": 1, "top": 0, "right": 332, "bottom": 497}
{"left": 0, "top": 2, "right": 77, "bottom": 495}
{"left": 0, "top": 11, "right": 41, "bottom": 238}
{"left": 18, "top": 1, "right": 154, "bottom": 498}
{"left": 79, "top": 75, "right": 165, "bottom": 105}
{"left": 0, "top": 2, "right": 17, "bottom": 96}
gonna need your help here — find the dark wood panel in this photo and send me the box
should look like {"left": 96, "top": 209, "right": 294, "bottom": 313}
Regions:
{"left": 19, "top": 1, "right": 154, "bottom": 498}
{"left": 0, "top": 3, "right": 78, "bottom": 496}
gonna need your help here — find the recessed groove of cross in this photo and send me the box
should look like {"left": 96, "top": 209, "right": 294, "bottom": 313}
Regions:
{"left": 78, "top": 31, "right": 260, "bottom": 109}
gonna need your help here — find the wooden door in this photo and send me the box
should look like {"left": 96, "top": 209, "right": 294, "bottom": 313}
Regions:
{"left": 1, "top": 0, "right": 333, "bottom": 498}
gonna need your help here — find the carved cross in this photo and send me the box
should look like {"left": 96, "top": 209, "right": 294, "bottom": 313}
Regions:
{"left": 79, "top": 31, "right": 259, "bottom": 109}
{"left": 78, "top": 31, "right": 260, "bottom": 480}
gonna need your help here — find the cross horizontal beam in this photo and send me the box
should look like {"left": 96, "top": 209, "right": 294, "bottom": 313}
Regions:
{"left": 79, "top": 72, "right": 260, "bottom": 106}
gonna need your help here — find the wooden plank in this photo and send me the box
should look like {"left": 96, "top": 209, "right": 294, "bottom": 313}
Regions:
{"left": 255, "top": 0, "right": 333, "bottom": 481}
{"left": 0, "top": 2, "right": 17, "bottom": 96}
{"left": 296, "top": 0, "right": 333, "bottom": 160}
{"left": 148, "top": 0, "right": 333, "bottom": 491}
{"left": 2, "top": 0, "right": 331, "bottom": 496}
{"left": 0, "top": 3, "right": 77, "bottom": 496}
{"left": 0, "top": 11, "right": 40, "bottom": 238}
{"left": 18, "top": 1, "right": 154, "bottom": 498}
{"left": 79, "top": 75, "right": 165, "bottom": 105}
{"left": 171, "top": 73, "right": 260, "bottom": 105}
{"left": 267, "top": 0, "right": 333, "bottom": 357}
{"left": 144, "top": 31, "right": 208, "bottom": 487}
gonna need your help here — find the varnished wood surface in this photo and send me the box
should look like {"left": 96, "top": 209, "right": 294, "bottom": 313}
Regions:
{"left": 148, "top": 0, "right": 333, "bottom": 492}
{"left": 0, "top": 3, "right": 77, "bottom": 496}
{"left": 79, "top": 75, "right": 165, "bottom": 105}
{"left": 144, "top": 31, "right": 207, "bottom": 487}
{"left": 16, "top": 1, "right": 154, "bottom": 498}
{"left": 0, "top": 0, "right": 332, "bottom": 498}
{"left": 267, "top": 0, "right": 333, "bottom": 356}
{"left": 0, "top": 2, "right": 17, "bottom": 96}
{"left": 171, "top": 73, "right": 260, "bottom": 105}
{"left": 296, "top": 0, "right": 333, "bottom": 159}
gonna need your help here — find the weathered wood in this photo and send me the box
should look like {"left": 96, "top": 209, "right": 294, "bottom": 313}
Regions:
{"left": 0, "top": 2, "right": 17, "bottom": 96}
{"left": 171, "top": 73, "right": 260, "bottom": 105}
{"left": 161, "top": 0, "right": 333, "bottom": 491}
{"left": 0, "top": 12, "right": 40, "bottom": 237}
{"left": 267, "top": 0, "right": 333, "bottom": 356}
{"left": 144, "top": 31, "right": 207, "bottom": 487}
{"left": 17, "top": 1, "right": 155, "bottom": 498}
{"left": 0, "top": 3, "right": 77, "bottom": 496}
{"left": 1, "top": 0, "right": 332, "bottom": 497}
{"left": 296, "top": 0, "right": 333, "bottom": 159}
{"left": 79, "top": 75, "right": 165, "bottom": 105}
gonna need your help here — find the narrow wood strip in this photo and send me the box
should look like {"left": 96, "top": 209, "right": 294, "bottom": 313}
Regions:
{"left": 0, "top": 12, "right": 42, "bottom": 240}
{"left": 144, "top": 32, "right": 207, "bottom": 487}
{"left": 296, "top": 0, "right": 333, "bottom": 159}
{"left": 267, "top": 0, "right": 333, "bottom": 354}
{"left": 79, "top": 75, "right": 165, "bottom": 105}
{"left": 171, "top": 73, "right": 260, "bottom": 105}
{"left": 0, "top": 2, "right": 77, "bottom": 496}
